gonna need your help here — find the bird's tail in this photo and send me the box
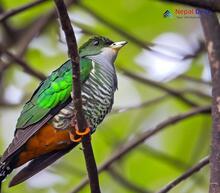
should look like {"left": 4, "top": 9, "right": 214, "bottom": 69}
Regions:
{"left": 0, "top": 158, "right": 4, "bottom": 193}
{"left": 0, "top": 159, "right": 13, "bottom": 192}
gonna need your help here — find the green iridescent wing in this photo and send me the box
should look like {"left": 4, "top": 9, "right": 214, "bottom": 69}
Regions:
{"left": 1, "top": 58, "right": 92, "bottom": 164}
{"left": 16, "top": 58, "right": 92, "bottom": 129}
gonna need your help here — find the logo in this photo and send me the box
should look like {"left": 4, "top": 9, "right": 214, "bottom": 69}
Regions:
{"left": 163, "top": 8, "right": 211, "bottom": 19}
{"left": 163, "top": 10, "right": 173, "bottom": 18}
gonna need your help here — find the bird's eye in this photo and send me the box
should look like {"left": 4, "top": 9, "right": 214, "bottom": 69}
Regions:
{"left": 93, "top": 40, "right": 99, "bottom": 46}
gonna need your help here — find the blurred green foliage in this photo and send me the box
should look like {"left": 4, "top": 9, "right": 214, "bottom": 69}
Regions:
{"left": 0, "top": 0, "right": 211, "bottom": 193}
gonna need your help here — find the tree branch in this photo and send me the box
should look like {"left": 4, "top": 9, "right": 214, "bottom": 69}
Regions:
{"left": 54, "top": 1, "right": 101, "bottom": 193}
{"left": 0, "top": 5, "right": 19, "bottom": 46}
{"left": 139, "top": 145, "right": 190, "bottom": 170}
{"left": 0, "top": 0, "right": 78, "bottom": 76}
{"left": 71, "top": 106, "right": 211, "bottom": 193}
{"left": 0, "top": 45, "right": 45, "bottom": 80}
{"left": 111, "top": 95, "right": 168, "bottom": 114}
{"left": 200, "top": 10, "right": 220, "bottom": 193}
{"left": 0, "top": 0, "right": 50, "bottom": 22}
{"left": 183, "top": 89, "right": 211, "bottom": 100}
{"left": 108, "top": 167, "right": 151, "bottom": 193}
{"left": 177, "top": 75, "right": 212, "bottom": 86}
{"left": 118, "top": 68, "right": 199, "bottom": 107}
{"left": 160, "top": 0, "right": 220, "bottom": 13}
{"left": 156, "top": 157, "right": 209, "bottom": 193}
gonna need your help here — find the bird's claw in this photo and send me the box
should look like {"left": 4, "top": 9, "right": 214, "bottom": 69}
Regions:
{"left": 69, "top": 131, "right": 82, "bottom": 142}
{"left": 69, "top": 127, "right": 91, "bottom": 143}
{"left": 75, "top": 127, "right": 91, "bottom": 136}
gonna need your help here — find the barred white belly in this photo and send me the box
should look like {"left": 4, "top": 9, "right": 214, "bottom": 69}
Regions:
{"left": 51, "top": 59, "right": 116, "bottom": 130}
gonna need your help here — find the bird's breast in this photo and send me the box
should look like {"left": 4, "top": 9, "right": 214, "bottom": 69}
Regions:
{"left": 51, "top": 63, "right": 116, "bottom": 130}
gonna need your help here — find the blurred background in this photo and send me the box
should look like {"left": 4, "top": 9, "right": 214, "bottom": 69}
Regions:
{"left": 0, "top": 0, "right": 212, "bottom": 193}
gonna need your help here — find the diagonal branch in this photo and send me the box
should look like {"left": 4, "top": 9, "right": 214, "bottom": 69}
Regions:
{"left": 108, "top": 167, "right": 151, "bottom": 193}
{"left": 0, "top": 45, "right": 45, "bottom": 80}
{"left": 118, "top": 68, "right": 199, "bottom": 107}
{"left": 156, "top": 156, "right": 209, "bottom": 193}
{"left": 0, "top": 0, "right": 78, "bottom": 77}
{"left": 139, "top": 145, "right": 190, "bottom": 170}
{"left": 54, "top": 0, "right": 101, "bottom": 193}
{"left": 200, "top": 9, "right": 220, "bottom": 193}
{"left": 71, "top": 106, "right": 211, "bottom": 193}
{"left": 111, "top": 95, "right": 168, "bottom": 114}
{"left": 0, "top": 0, "right": 50, "bottom": 22}
{"left": 177, "top": 75, "right": 212, "bottom": 86}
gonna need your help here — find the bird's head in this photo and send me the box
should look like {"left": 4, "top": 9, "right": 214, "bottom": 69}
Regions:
{"left": 79, "top": 36, "right": 127, "bottom": 63}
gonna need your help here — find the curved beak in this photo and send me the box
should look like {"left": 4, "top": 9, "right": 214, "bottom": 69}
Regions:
{"left": 109, "top": 41, "right": 128, "bottom": 51}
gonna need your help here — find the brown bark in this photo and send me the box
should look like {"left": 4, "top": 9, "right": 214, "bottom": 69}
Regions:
{"left": 54, "top": 0, "right": 101, "bottom": 193}
{"left": 200, "top": 11, "right": 220, "bottom": 193}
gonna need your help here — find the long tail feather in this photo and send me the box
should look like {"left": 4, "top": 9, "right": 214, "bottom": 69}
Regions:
{"left": 9, "top": 146, "right": 74, "bottom": 187}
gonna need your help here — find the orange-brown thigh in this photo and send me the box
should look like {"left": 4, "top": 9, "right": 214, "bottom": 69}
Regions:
{"left": 16, "top": 124, "right": 72, "bottom": 167}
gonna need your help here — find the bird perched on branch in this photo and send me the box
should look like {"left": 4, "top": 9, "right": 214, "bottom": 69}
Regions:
{"left": 0, "top": 36, "right": 127, "bottom": 188}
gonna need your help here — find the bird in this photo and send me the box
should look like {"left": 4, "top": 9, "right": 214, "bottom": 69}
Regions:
{"left": 0, "top": 36, "right": 127, "bottom": 189}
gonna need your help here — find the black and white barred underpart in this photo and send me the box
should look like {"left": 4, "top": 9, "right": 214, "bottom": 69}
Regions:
{"left": 52, "top": 54, "right": 117, "bottom": 130}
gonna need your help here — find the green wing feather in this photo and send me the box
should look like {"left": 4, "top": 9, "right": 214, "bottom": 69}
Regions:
{"left": 16, "top": 58, "right": 92, "bottom": 129}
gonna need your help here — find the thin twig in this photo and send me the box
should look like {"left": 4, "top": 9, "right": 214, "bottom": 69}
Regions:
{"left": 0, "top": 0, "right": 50, "bottom": 22}
{"left": 139, "top": 146, "right": 190, "bottom": 170}
{"left": 140, "top": 145, "right": 207, "bottom": 187}
{"left": 0, "top": 7, "right": 54, "bottom": 75}
{"left": 182, "top": 40, "right": 205, "bottom": 60}
{"left": 108, "top": 167, "right": 151, "bottom": 193}
{"left": 0, "top": 5, "right": 19, "bottom": 46}
{"left": 54, "top": 1, "right": 101, "bottom": 193}
{"left": 112, "top": 88, "right": 211, "bottom": 114}
{"left": 119, "top": 68, "right": 199, "bottom": 107}
{"left": 71, "top": 106, "right": 211, "bottom": 193}
{"left": 200, "top": 9, "right": 220, "bottom": 193}
{"left": 0, "top": 45, "right": 45, "bottom": 80}
{"left": 156, "top": 157, "right": 209, "bottom": 193}
{"left": 0, "top": 0, "right": 78, "bottom": 75}
{"left": 183, "top": 89, "right": 211, "bottom": 100}
{"left": 0, "top": 13, "right": 55, "bottom": 74}
{"left": 160, "top": 0, "right": 220, "bottom": 12}
{"left": 13, "top": 0, "right": 78, "bottom": 56}
{"left": 178, "top": 75, "right": 212, "bottom": 86}
{"left": 111, "top": 95, "right": 168, "bottom": 114}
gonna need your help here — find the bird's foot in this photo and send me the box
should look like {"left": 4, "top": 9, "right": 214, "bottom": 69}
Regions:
{"left": 75, "top": 127, "right": 91, "bottom": 136}
{"left": 69, "top": 127, "right": 91, "bottom": 143}
{"left": 69, "top": 131, "right": 82, "bottom": 142}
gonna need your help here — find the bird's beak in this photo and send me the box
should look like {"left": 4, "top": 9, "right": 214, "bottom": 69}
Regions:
{"left": 109, "top": 41, "right": 128, "bottom": 52}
